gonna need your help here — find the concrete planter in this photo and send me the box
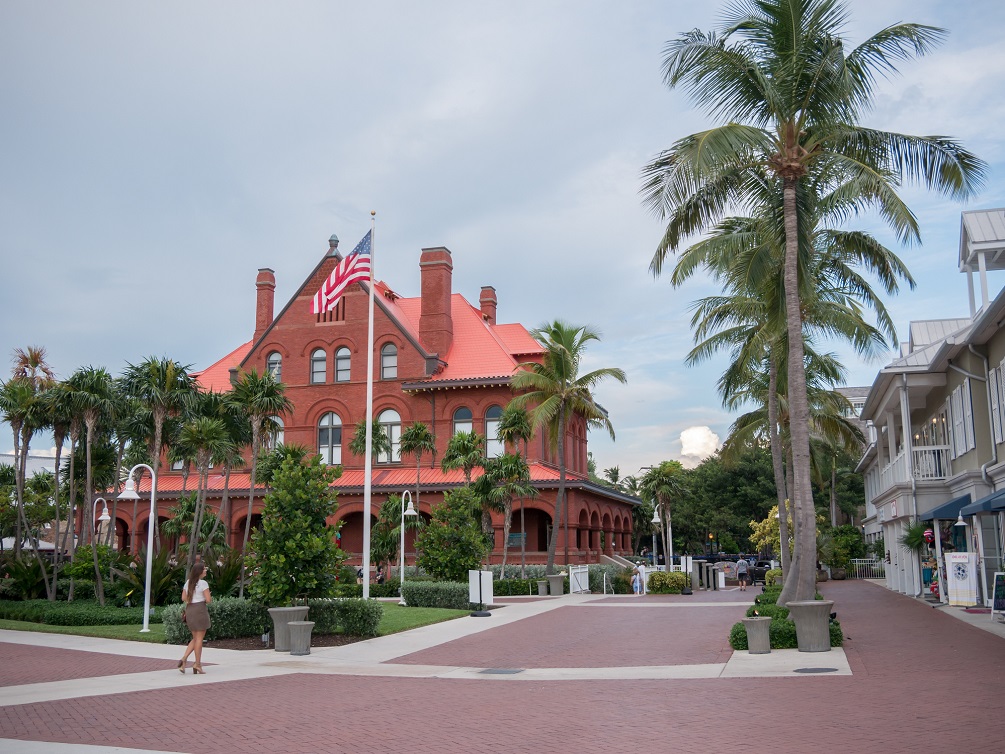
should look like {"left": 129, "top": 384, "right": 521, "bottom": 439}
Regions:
{"left": 546, "top": 574, "right": 565, "bottom": 596}
{"left": 741, "top": 616, "right": 772, "bottom": 654}
{"left": 537, "top": 580, "right": 548, "bottom": 596}
{"left": 268, "top": 606, "right": 309, "bottom": 652}
{"left": 787, "top": 600, "right": 834, "bottom": 652}
{"left": 288, "top": 621, "right": 315, "bottom": 656}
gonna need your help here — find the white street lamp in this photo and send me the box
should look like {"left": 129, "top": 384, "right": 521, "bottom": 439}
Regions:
{"left": 91, "top": 498, "right": 111, "bottom": 601}
{"left": 117, "top": 463, "right": 157, "bottom": 632}
{"left": 399, "top": 490, "right": 418, "bottom": 606}
{"left": 650, "top": 507, "right": 660, "bottom": 571}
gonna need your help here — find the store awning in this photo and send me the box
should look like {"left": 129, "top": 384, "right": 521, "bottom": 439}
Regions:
{"left": 960, "top": 489, "right": 1005, "bottom": 517}
{"left": 920, "top": 494, "right": 972, "bottom": 522}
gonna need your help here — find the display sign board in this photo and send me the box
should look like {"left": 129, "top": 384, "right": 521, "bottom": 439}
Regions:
{"left": 992, "top": 572, "right": 1005, "bottom": 618}
{"left": 945, "top": 553, "right": 979, "bottom": 606}
{"left": 468, "top": 570, "right": 493, "bottom": 608}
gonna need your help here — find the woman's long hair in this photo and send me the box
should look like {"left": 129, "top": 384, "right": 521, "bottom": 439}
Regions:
{"left": 185, "top": 562, "right": 204, "bottom": 603}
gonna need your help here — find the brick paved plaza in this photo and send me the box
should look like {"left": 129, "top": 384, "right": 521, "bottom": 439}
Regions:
{"left": 1, "top": 580, "right": 1003, "bottom": 753}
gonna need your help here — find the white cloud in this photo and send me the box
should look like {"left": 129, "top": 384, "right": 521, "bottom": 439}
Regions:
{"left": 679, "top": 426, "right": 720, "bottom": 462}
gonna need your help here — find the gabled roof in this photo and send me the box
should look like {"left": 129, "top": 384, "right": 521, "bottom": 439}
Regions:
{"left": 959, "top": 208, "right": 1005, "bottom": 271}
{"left": 192, "top": 341, "right": 253, "bottom": 392}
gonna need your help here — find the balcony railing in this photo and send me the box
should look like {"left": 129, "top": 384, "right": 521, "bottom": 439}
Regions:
{"left": 876, "top": 445, "right": 952, "bottom": 494}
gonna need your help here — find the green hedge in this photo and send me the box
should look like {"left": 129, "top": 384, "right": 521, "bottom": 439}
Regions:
{"left": 647, "top": 571, "right": 689, "bottom": 594}
{"left": 332, "top": 582, "right": 401, "bottom": 599}
{"left": 334, "top": 599, "right": 383, "bottom": 636}
{"left": 0, "top": 598, "right": 159, "bottom": 626}
{"left": 162, "top": 598, "right": 270, "bottom": 644}
{"left": 729, "top": 617, "right": 843, "bottom": 650}
{"left": 493, "top": 578, "right": 542, "bottom": 596}
{"left": 745, "top": 603, "right": 789, "bottom": 620}
{"left": 764, "top": 568, "right": 784, "bottom": 586}
{"left": 400, "top": 581, "right": 471, "bottom": 609}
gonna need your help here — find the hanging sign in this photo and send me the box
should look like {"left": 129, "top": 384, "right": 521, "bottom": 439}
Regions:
{"left": 945, "top": 553, "right": 979, "bottom": 606}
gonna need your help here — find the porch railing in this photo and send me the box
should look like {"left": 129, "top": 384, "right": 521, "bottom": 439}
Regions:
{"left": 850, "top": 558, "right": 886, "bottom": 579}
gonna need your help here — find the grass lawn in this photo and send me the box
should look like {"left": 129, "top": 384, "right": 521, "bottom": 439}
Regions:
{"left": 0, "top": 604, "right": 467, "bottom": 643}
{"left": 0, "top": 619, "right": 167, "bottom": 643}
{"left": 377, "top": 604, "right": 468, "bottom": 635}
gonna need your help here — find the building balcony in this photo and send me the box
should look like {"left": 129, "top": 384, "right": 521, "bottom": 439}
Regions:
{"left": 871, "top": 445, "right": 952, "bottom": 503}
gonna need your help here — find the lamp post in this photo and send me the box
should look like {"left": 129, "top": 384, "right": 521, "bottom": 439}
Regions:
{"left": 399, "top": 490, "right": 418, "bottom": 606}
{"left": 117, "top": 463, "right": 157, "bottom": 632}
{"left": 91, "top": 498, "right": 111, "bottom": 605}
{"left": 650, "top": 507, "right": 660, "bottom": 571}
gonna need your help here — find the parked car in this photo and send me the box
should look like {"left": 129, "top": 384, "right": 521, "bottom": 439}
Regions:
{"left": 749, "top": 561, "right": 775, "bottom": 584}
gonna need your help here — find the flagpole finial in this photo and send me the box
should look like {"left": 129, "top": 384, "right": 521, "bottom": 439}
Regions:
{"left": 371, "top": 210, "right": 376, "bottom": 217}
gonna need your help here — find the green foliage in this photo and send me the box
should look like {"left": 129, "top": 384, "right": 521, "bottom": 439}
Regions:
{"left": 205, "top": 548, "right": 246, "bottom": 598}
{"left": 0, "top": 555, "right": 48, "bottom": 599}
{"left": 247, "top": 455, "right": 344, "bottom": 605}
{"left": 415, "top": 488, "right": 489, "bottom": 581}
{"left": 745, "top": 603, "right": 789, "bottom": 620}
{"left": 764, "top": 568, "right": 784, "bottom": 586}
{"left": 332, "top": 582, "right": 401, "bottom": 599}
{"left": 334, "top": 598, "right": 384, "bottom": 636}
{"left": 63, "top": 545, "right": 132, "bottom": 582}
{"left": 647, "top": 570, "right": 689, "bottom": 594}
{"left": 825, "top": 524, "right": 867, "bottom": 569}
{"left": 162, "top": 597, "right": 270, "bottom": 644}
{"left": 400, "top": 581, "right": 471, "bottom": 609}
{"left": 109, "top": 548, "right": 185, "bottom": 607}
{"left": 493, "top": 578, "right": 540, "bottom": 596}
{"left": 898, "top": 519, "right": 929, "bottom": 554}
{"left": 55, "top": 578, "right": 96, "bottom": 601}
{"left": 728, "top": 617, "right": 843, "bottom": 650}
{"left": 0, "top": 598, "right": 159, "bottom": 626}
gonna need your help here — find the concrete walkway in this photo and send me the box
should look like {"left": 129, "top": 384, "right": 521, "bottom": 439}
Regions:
{"left": 1, "top": 580, "right": 1002, "bottom": 753}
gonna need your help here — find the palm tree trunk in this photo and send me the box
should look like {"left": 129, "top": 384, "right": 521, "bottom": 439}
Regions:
{"left": 50, "top": 433, "right": 64, "bottom": 600}
{"left": 767, "top": 355, "right": 791, "bottom": 573}
{"left": 239, "top": 428, "right": 261, "bottom": 599}
{"left": 520, "top": 439, "right": 528, "bottom": 579}
{"left": 501, "top": 502, "right": 512, "bottom": 576}
{"left": 545, "top": 405, "right": 566, "bottom": 575}
{"left": 107, "top": 437, "right": 126, "bottom": 547}
{"left": 11, "top": 423, "right": 22, "bottom": 557}
{"left": 86, "top": 417, "right": 107, "bottom": 606}
{"left": 205, "top": 465, "right": 231, "bottom": 553}
{"left": 830, "top": 459, "right": 837, "bottom": 527}
{"left": 778, "top": 177, "right": 816, "bottom": 605}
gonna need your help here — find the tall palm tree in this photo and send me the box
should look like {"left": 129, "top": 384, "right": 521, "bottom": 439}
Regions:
{"left": 441, "top": 431, "right": 486, "bottom": 486}
{"left": 643, "top": 0, "right": 983, "bottom": 600}
{"left": 509, "top": 321, "right": 627, "bottom": 574}
{"left": 349, "top": 420, "right": 393, "bottom": 465}
{"left": 480, "top": 452, "right": 536, "bottom": 575}
{"left": 640, "top": 461, "right": 688, "bottom": 565}
{"left": 66, "top": 366, "right": 115, "bottom": 605}
{"left": 400, "top": 421, "right": 435, "bottom": 514}
{"left": 497, "top": 405, "right": 533, "bottom": 576}
{"left": 178, "top": 414, "right": 233, "bottom": 569}
{"left": 227, "top": 368, "right": 292, "bottom": 598}
{"left": 120, "top": 357, "right": 197, "bottom": 560}
{"left": 38, "top": 381, "right": 75, "bottom": 595}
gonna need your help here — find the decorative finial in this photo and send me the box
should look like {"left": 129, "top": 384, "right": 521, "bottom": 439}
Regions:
{"left": 329, "top": 234, "right": 339, "bottom": 249}
{"left": 370, "top": 210, "right": 376, "bottom": 217}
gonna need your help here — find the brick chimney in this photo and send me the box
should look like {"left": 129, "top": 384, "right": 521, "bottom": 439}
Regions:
{"left": 479, "top": 286, "right": 497, "bottom": 325}
{"left": 419, "top": 247, "right": 453, "bottom": 356}
{"left": 255, "top": 268, "right": 276, "bottom": 342}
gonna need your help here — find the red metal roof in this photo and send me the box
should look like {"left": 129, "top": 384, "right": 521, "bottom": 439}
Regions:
{"left": 192, "top": 341, "right": 253, "bottom": 393}
{"left": 132, "top": 462, "right": 580, "bottom": 494}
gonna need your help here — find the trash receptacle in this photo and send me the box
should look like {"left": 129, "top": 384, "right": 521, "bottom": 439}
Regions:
{"left": 288, "top": 621, "right": 315, "bottom": 656}
{"left": 741, "top": 616, "right": 771, "bottom": 654}
{"left": 546, "top": 574, "right": 564, "bottom": 596}
{"left": 537, "top": 580, "right": 548, "bottom": 596}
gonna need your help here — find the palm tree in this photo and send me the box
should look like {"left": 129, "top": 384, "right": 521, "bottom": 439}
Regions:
{"left": 177, "top": 414, "right": 233, "bottom": 570}
{"left": 643, "top": 0, "right": 984, "bottom": 600}
{"left": 480, "top": 453, "right": 536, "bottom": 575}
{"left": 509, "top": 321, "right": 627, "bottom": 574}
{"left": 497, "top": 405, "right": 533, "bottom": 576}
{"left": 349, "top": 420, "right": 393, "bottom": 465}
{"left": 641, "top": 461, "right": 688, "bottom": 566}
{"left": 441, "top": 431, "right": 486, "bottom": 486}
{"left": 66, "top": 366, "right": 116, "bottom": 605}
{"left": 400, "top": 421, "right": 435, "bottom": 514}
{"left": 227, "top": 368, "right": 292, "bottom": 598}
{"left": 120, "top": 357, "right": 197, "bottom": 559}
{"left": 38, "top": 381, "right": 75, "bottom": 595}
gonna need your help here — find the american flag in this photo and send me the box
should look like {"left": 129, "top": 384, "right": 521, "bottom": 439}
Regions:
{"left": 311, "top": 230, "right": 372, "bottom": 314}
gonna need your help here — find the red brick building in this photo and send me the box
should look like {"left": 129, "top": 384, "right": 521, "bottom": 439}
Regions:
{"left": 118, "top": 234, "right": 638, "bottom": 566}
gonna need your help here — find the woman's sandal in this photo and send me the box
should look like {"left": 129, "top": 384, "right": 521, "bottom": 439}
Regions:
{"left": 177, "top": 660, "right": 186, "bottom": 674}
{"left": 192, "top": 665, "right": 205, "bottom": 675}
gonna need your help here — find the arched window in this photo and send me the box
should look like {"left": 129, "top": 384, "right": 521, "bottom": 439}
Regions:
{"left": 335, "top": 347, "right": 351, "bottom": 383}
{"left": 453, "top": 406, "right": 473, "bottom": 436}
{"left": 377, "top": 409, "right": 401, "bottom": 463}
{"left": 317, "top": 412, "right": 342, "bottom": 465}
{"left": 485, "top": 405, "right": 504, "bottom": 458}
{"left": 310, "top": 349, "right": 326, "bottom": 384}
{"left": 381, "top": 343, "right": 397, "bottom": 379}
{"left": 266, "top": 351, "right": 282, "bottom": 380}
{"left": 265, "top": 416, "right": 284, "bottom": 451}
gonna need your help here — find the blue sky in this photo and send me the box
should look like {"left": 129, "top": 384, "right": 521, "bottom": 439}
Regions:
{"left": 2, "top": 1, "right": 1004, "bottom": 476}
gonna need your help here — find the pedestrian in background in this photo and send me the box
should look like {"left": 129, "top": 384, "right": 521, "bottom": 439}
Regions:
{"left": 178, "top": 561, "right": 212, "bottom": 674}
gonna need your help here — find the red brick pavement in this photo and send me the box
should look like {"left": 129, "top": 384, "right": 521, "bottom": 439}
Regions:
{"left": 1, "top": 580, "right": 1003, "bottom": 753}
{"left": 0, "top": 643, "right": 178, "bottom": 687}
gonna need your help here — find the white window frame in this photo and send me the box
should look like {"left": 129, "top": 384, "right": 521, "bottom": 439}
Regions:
{"left": 318, "top": 412, "right": 342, "bottom": 465}
{"left": 377, "top": 409, "right": 401, "bottom": 463}
{"left": 991, "top": 367, "right": 1003, "bottom": 445}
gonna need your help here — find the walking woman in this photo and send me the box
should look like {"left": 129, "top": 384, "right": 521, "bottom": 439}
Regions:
{"left": 178, "top": 561, "right": 212, "bottom": 674}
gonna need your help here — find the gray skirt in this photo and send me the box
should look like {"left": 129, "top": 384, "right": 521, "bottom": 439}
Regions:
{"left": 185, "top": 601, "right": 211, "bottom": 632}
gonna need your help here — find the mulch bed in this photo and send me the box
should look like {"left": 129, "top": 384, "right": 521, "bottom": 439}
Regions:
{"left": 204, "top": 634, "right": 364, "bottom": 651}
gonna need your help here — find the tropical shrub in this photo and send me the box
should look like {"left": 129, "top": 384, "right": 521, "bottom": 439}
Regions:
{"left": 647, "top": 570, "right": 689, "bottom": 594}
{"left": 108, "top": 548, "right": 186, "bottom": 607}
{"left": 205, "top": 548, "right": 245, "bottom": 598}
{"left": 415, "top": 488, "right": 489, "bottom": 582}
{"left": 764, "top": 568, "right": 784, "bottom": 586}
{"left": 400, "top": 581, "right": 471, "bottom": 609}
{"left": 247, "top": 455, "right": 344, "bottom": 605}
{"left": 0, "top": 555, "right": 48, "bottom": 600}
{"left": 335, "top": 598, "right": 383, "bottom": 636}
{"left": 162, "top": 597, "right": 269, "bottom": 644}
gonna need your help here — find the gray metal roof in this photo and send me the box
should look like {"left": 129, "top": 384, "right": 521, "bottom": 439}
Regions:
{"left": 909, "top": 319, "right": 973, "bottom": 350}
{"left": 959, "top": 208, "right": 1005, "bottom": 270}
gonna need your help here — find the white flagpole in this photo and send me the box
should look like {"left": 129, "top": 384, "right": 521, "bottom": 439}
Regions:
{"left": 361, "top": 210, "right": 376, "bottom": 600}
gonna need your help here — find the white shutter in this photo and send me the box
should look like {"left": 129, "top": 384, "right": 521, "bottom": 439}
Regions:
{"left": 963, "top": 379, "right": 976, "bottom": 451}
{"left": 993, "top": 368, "right": 1004, "bottom": 445}
{"left": 952, "top": 388, "right": 966, "bottom": 457}
{"left": 946, "top": 397, "right": 956, "bottom": 460}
